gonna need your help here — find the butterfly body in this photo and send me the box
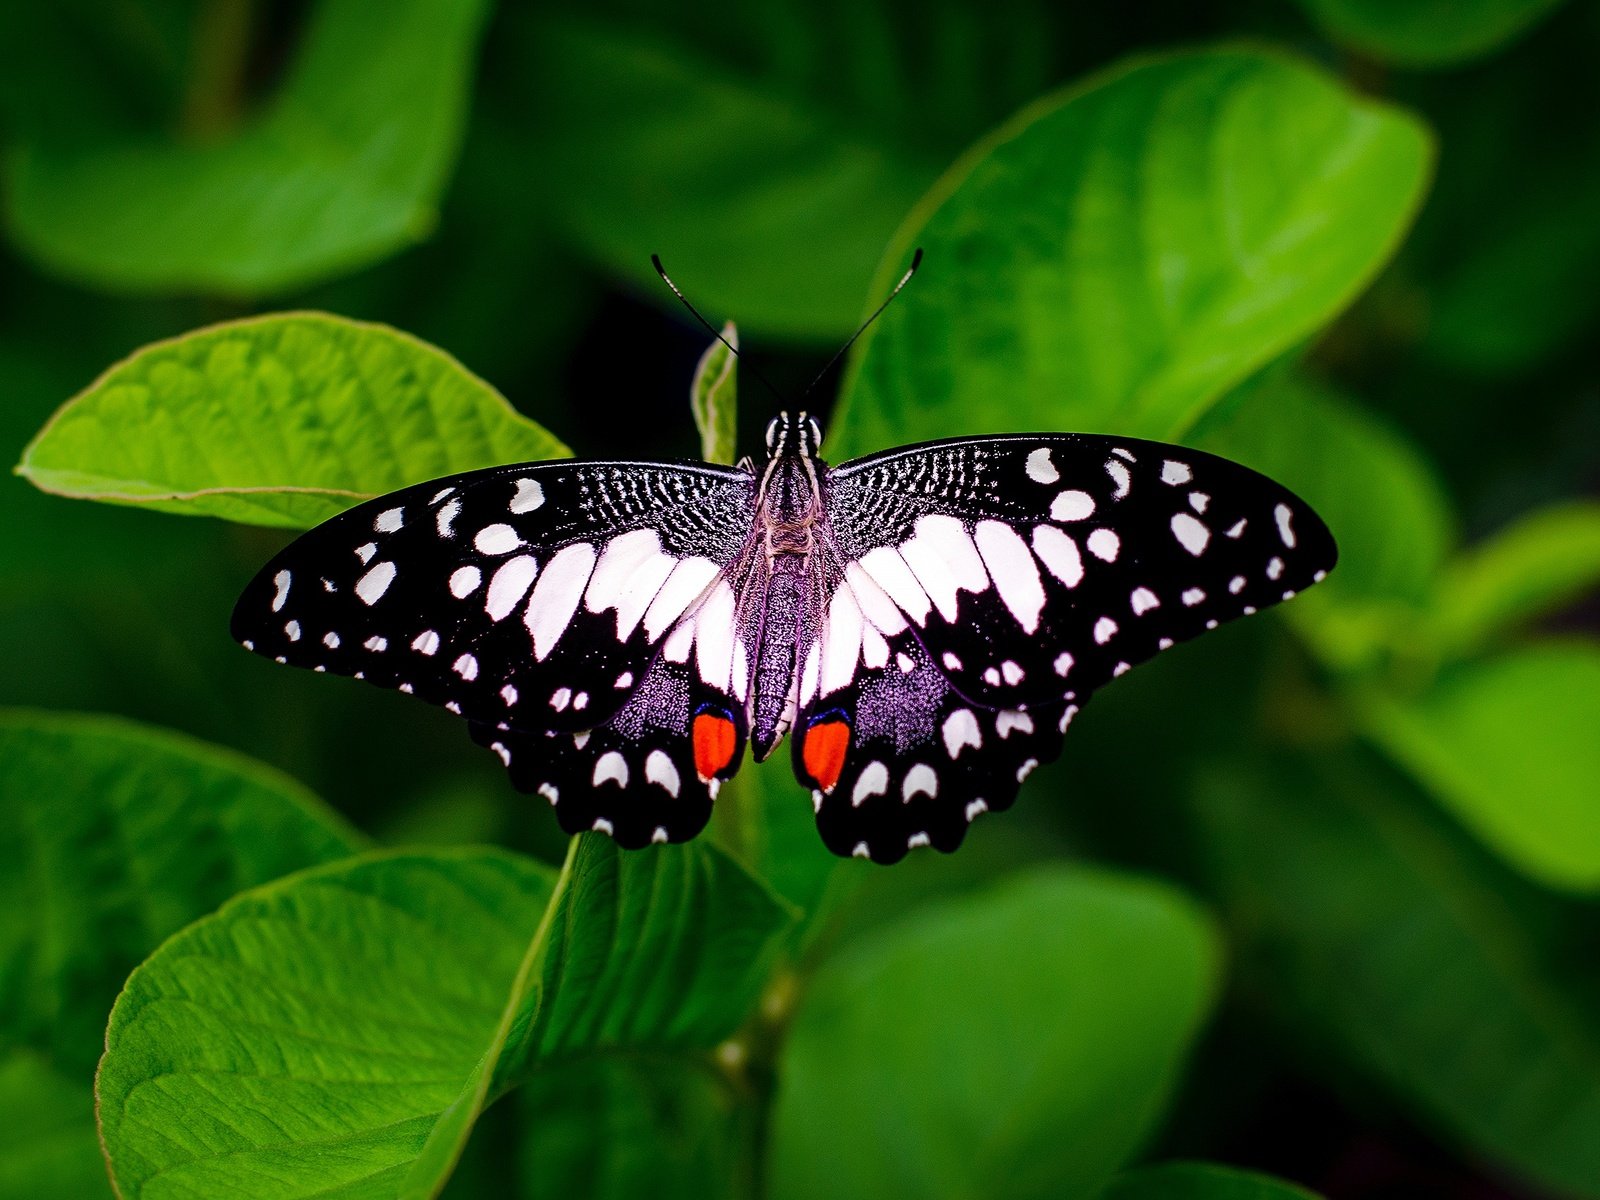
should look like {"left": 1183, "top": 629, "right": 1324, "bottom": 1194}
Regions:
{"left": 234, "top": 412, "right": 1335, "bottom": 863}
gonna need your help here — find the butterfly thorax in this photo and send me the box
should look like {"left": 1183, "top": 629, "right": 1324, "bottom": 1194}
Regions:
{"left": 745, "top": 422, "right": 828, "bottom": 761}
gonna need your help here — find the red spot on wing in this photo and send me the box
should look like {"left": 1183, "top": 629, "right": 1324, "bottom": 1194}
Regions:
{"left": 692, "top": 713, "right": 739, "bottom": 780}
{"left": 802, "top": 720, "right": 851, "bottom": 793}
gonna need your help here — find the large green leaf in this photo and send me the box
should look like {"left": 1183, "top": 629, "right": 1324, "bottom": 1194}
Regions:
{"left": 16, "top": 313, "right": 569, "bottom": 529}
{"left": 0, "top": 1053, "right": 111, "bottom": 1199}
{"left": 3, "top": 0, "right": 493, "bottom": 295}
{"left": 0, "top": 710, "right": 360, "bottom": 1074}
{"left": 1192, "top": 751, "right": 1600, "bottom": 1199}
{"left": 770, "top": 868, "right": 1220, "bottom": 1200}
{"left": 1359, "top": 645, "right": 1600, "bottom": 892}
{"left": 97, "top": 837, "right": 794, "bottom": 1199}
{"left": 832, "top": 48, "right": 1432, "bottom": 457}
{"left": 1293, "top": 0, "right": 1567, "bottom": 67}
{"left": 97, "top": 849, "right": 554, "bottom": 1200}
{"left": 1099, "top": 1162, "right": 1322, "bottom": 1200}
{"left": 1429, "top": 502, "right": 1600, "bottom": 659}
{"left": 511, "top": 1056, "right": 746, "bottom": 1200}
{"left": 510, "top": 0, "right": 1066, "bottom": 339}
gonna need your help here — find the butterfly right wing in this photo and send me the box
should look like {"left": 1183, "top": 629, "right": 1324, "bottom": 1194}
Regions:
{"left": 232, "top": 459, "right": 756, "bottom": 737}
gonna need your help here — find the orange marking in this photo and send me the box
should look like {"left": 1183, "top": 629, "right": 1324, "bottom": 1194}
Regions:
{"left": 802, "top": 720, "right": 851, "bottom": 793}
{"left": 692, "top": 713, "right": 738, "bottom": 780}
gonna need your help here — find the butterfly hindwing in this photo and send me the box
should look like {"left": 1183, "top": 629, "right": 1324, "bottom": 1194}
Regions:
{"left": 232, "top": 459, "right": 755, "bottom": 735}
{"left": 822, "top": 433, "right": 1336, "bottom": 709}
{"left": 792, "top": 614, "right": 1073, "bottom": 863}
{"left": 470, "top": 653, "right": 748, "bottom": 847}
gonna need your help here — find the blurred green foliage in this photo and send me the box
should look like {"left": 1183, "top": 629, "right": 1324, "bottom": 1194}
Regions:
{"left": 1, "top": 1, "right": 1597, "bottom": 1198}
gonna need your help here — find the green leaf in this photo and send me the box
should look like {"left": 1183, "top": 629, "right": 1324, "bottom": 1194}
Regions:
{"left": 770, "top": 868, "right": 1221, "bottom": 1200}
{"left": 832, "top": 47, "right": 1433, "bottom": 457}
{"left": 97, "top": 849, "right": 556, "bottom": 1200}
{"left": 1192, "top": 750, "right": 1600, "bottom": 1199}
{"left": 512, "top": 1056, "right": 745, "bottom": 1200}
{"left": 496, "top": 835, "right": 794, "bottom": 1077}
{"left": 97, "top": 837, "right": 794, "bottom": 1199}
{"left": 3, "top": 0, "right": 494, "bottom": 295}
{"left": 1099, "top": 1162, "right": 1322, "bottom": 1200}
{"left": 513, "top": 4, "right": 1064, "bottom": 338}
{"left": 691, "top": 323, "right": 739, "bottom": 466}
{"left": 0, "top": 710, "right": 361, "bottom": 1075}
{"left": 1430, "top": 502, "right": 1600, "bottom": 659}
{"left": 1293, "top": 0, "right": 1567, "bottom": 68}
{"left": 16, "top": 313, "right": 569, "bottom": 529}
{"left": 1358, "top": 645, "right": 1600, "bottom": 892}
{"left": 0, "top": 1053, "right": 110, "bottom": 1200}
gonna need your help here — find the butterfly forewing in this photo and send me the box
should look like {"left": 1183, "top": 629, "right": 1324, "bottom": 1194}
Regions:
{"left": 790, "top": 433, "right": 1336, "bottom": 861}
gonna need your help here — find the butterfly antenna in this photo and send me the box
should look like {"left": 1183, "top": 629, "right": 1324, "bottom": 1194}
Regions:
{"left": 799, "top": 247, "right": 923, "bottom": 401}
{"left": 651, "top": 254, "right": 785, "bottom": 403}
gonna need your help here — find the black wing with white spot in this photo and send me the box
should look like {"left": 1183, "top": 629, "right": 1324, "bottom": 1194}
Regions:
{"left": 792, "top": 433, "right": 1335, "bottom": 862}
{"left": 233, "top": 458, "right": 758, "bottom": 844}
{"left": 233, "top": 458, "right": 754, "bottom": 731}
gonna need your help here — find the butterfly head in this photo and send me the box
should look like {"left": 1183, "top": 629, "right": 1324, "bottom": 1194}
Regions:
{"left": 765, "top": 411, "right": 823, "bottom": 459}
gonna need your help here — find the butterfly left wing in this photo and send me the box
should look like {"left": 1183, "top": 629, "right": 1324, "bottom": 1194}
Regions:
{"left": 232, "top": 458, "right": 755, "bottom": 736}
{"left": 792, "top": 432, "right": 1335, "bottom": 862}
{"left": 233, "top": 457, "right": 759, "bottom": 844}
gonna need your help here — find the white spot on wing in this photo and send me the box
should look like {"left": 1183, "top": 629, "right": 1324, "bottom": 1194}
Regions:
{"left": 355, "top": 542, "right": 377, "bottom": 564}
{"left": 284, "top": 620, "right": 301, "bottom": 642}
{"left": 412, "top": 630, "right": 440, "bottom": 655}
{"left": 1001, "top": 660, "right": 1024, "bottom": 685}
{"left": 853, "top": 762, "right": 889, "bottom": 806}
{"left": 355, "top": 561, "right": 396, "bottom": 605}
{"left": 975, "top": 520, "right": 1045, "bottom": 633}
{"left": 1050, "top": 490, "right": 1095, "bottom": 521}
{"left": 1105, "top": 459, "right": 1131, "bottom": 499}
{"left": 941, "top": 710, "right": 982, "bottom": 759}
{"left": 902, "top": 764, "right": 938, "bottom": 801}
{"left": 1094, "top": 616, "right": 1118, "bottom": 644}
{"left": 1275, "top": 504, "right": 1297, "bottom": 547}
{"left": 1171, "top": 513, "right": 1211, "bottom": 556}
{"left": 1054, "top": 652, "right": 1073, "bottom": 675}
{"left": 450, "top": 565, "right": 481, "bottom": 598}
{"left": 1026, "top": 447, "right": 1059, "bottom": 484}
{"left": 1032, "top": 526, "right": 1083, "bottom": 587}
{"left": 594, "top": 752, "right": 629, "bottom": 788}
{"left": 526, "top": 542, "right": 599, "bottom": 659}
{"left": 510, "top": 478, "right": 545, "bottom": 513}
{"left": 645, "top": 750, "right": 681, "bottom": 797}
{"left": 486, "top": 555, "right": 539, "bottom": 622}
{"left": 1161, "top": 460, "right": 1192, "bottom": 485}
{"left": 436, "top": 499, "right": 461, "bottom": 538}
{"left": 996, "top": 711, "right": 1034, "bottom": 738}
{"left": 375, "top": 507, "right": 405, "bottom": 533}
{"left": 271, "top": 570, "right": 291, "bottom": 612}
{"left": 1182, "top": 588, "right": 1205, "bottom": 606}
{"left": 364, "top": 635, "right": 387, "bottom": 652}
{"left": 323, "top": 631, "right": 340, "bottom": 649}
{"left": 453, "top": 653, "right": 478, "bottom": 680}
{"left": 1087, "top": 528, "right": 1120, "bottom": 562}
{"left": 1131, "top": 587, "right": 1159, "bottom": 615}
{"left": 474, "top": 523, "right": 523, "bottom": 555}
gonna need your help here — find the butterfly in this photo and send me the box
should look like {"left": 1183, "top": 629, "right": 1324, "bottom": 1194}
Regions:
{"left": 233, "top": 410, "right": 1336, "bottom": 863}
